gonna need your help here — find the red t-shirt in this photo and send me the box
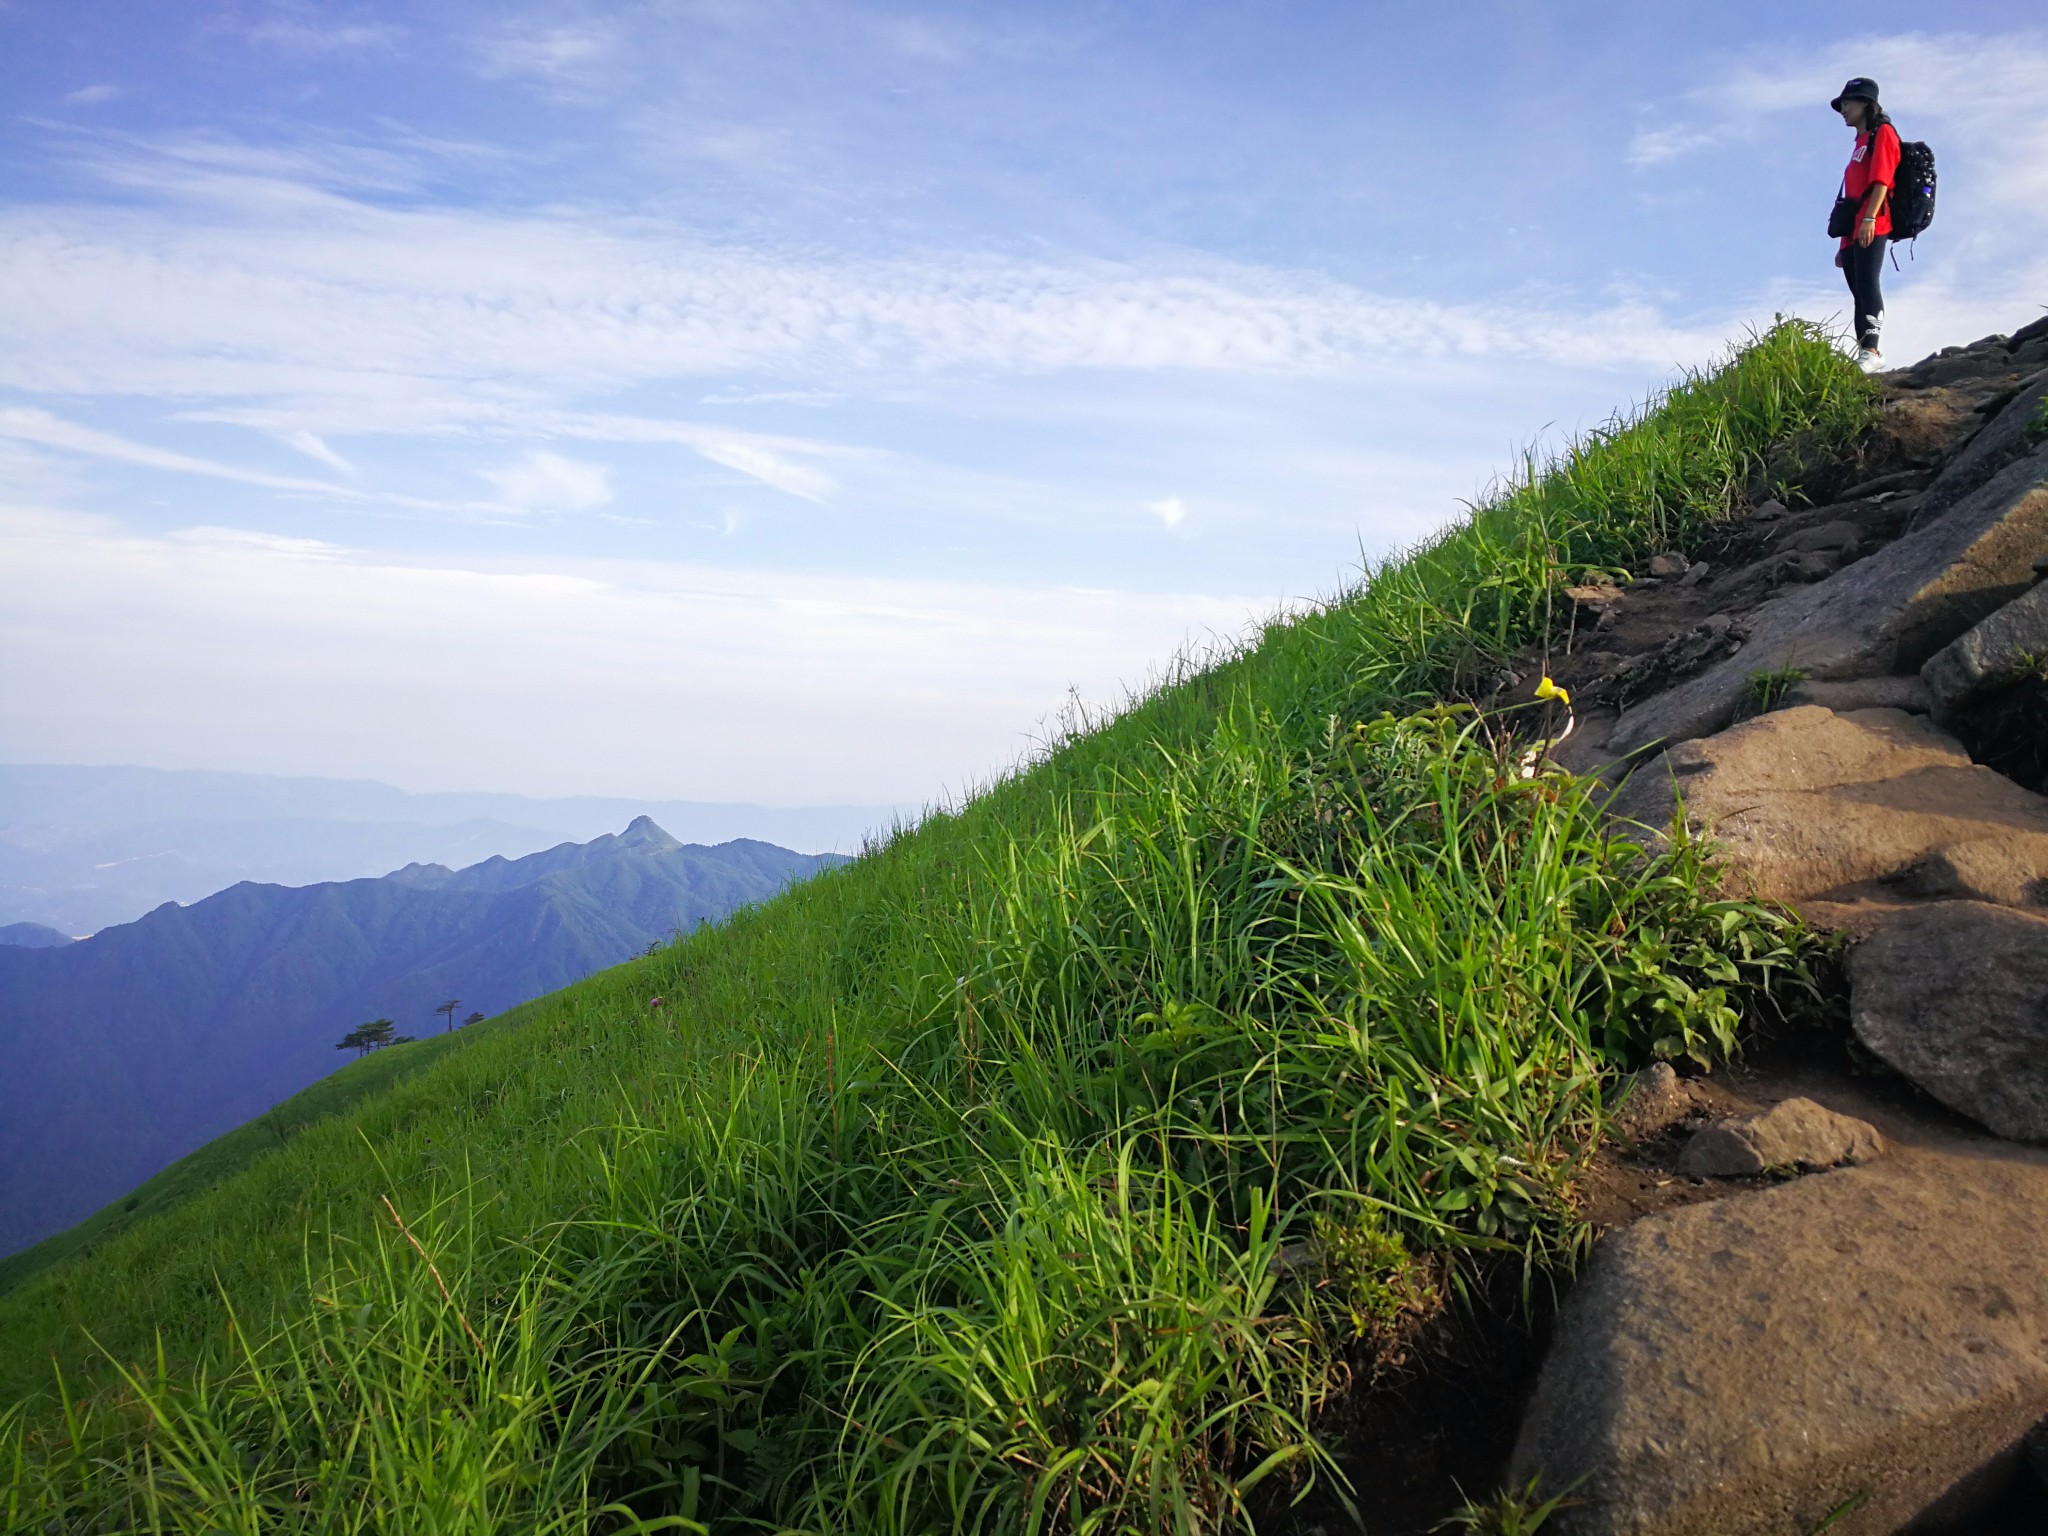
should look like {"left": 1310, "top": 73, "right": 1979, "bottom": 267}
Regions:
{"left": 1841, "top": 123, "right": 1900, "bottom": 245}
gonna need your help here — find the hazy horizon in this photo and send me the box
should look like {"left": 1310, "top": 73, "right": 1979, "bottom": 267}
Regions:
{"left": 0, "top": 756, "right": 911, "bottom": 817}
{"left": 0, "top": 760, "right": 908, "bottom": 931}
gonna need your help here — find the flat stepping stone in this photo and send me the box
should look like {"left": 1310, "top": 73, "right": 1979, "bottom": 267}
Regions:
{"left": 1607, "top": 705, "right": 2048, "bottom": 908}
{"left": 1510, "top": 1150, "right": 2048, "bottom": 1534}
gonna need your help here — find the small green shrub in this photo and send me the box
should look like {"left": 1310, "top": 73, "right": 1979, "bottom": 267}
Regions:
{"left": 1308, "top": 1205, "right": 1440, "bottom": 1346}
{"left": 1437, "top": 1474, "right": 1582, "bottom": 1534}
{"left": 1745, "top": 665, "right": 1808, "bottom": 714}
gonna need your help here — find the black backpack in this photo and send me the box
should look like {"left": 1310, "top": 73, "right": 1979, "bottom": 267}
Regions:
{"left": 1889, "top": 134, "right": 1937, "bottom": 242}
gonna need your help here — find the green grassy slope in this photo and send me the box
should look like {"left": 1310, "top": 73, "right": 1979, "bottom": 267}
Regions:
{"left": 0, "top": 1024, "right": 482, "bottom": 1298}
{"left": 0, "top": 323, "right": 1876, "bottom": 1535}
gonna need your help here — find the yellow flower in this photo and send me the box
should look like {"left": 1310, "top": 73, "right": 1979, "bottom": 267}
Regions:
{"left": 1533, "top": 676, "right": 1571, "bottom": 706}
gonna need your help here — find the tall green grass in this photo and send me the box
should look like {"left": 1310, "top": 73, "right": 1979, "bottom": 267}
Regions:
{"left": 0, "top": 322, "right": 1875, "bottom": 1534}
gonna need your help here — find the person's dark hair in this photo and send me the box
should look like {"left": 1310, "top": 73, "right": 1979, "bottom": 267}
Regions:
{"left": 1850, "top": 97, "right": 1891, "bottom": 134}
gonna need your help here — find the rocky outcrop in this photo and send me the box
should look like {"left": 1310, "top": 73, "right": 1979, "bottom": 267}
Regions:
{"left": 1922, "top": 579, "right": 2048, "bottom": 715}
{"left": 1606, "top": 706, "right": 2048, "bottom": 907}
{"left": 1510, "top": 1151, "right": 2048, "bottom": 1536}
{"left": 1506, "top": 329, "right": 2048, "bottom": 1536}
{"left": 1849, "top": 902, "right": 2048, "bottom": 1143}
{"left": 1604, "top": 431, "right": 2048, "bottom": 761}
{"left": 1675, "top": 1097, "right": 1884, "bottom": 1177}
{"left": 1904, "top": 363, "right": 2048, "bottom": 527}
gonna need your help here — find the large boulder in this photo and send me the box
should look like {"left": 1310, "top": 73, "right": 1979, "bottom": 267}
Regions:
{"left": 1606, "top": 706, "right": 2048, "bottom": 906}
{"left": 1849, "top": 901, "right": 2048, "bottom": 1143}
{"left": 1605, "top": 430, "right": 2048, "bottom": 760}
{"left": 1907, "top": 364, "right": 2048, "bottom": 525}
{"left": 1921, "top": 578, "right": 2048, "bottom": 715}
{"left": 1509, "top": 1150, "right": 2048, "bottom": 1535}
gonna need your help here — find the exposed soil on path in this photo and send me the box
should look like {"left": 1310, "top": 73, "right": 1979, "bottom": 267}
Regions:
{"left": 1579, "top": 1023, "right": 2048, "bottom": 1232}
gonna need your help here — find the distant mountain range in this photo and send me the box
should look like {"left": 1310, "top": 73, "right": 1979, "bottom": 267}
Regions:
{"left": 0, "top": 923, "right": 72, "bottom": 949}
{"left": 0, "top": 763, "right": 903, "bottom": 933}
{"left": 0, "top": 818, "right": 846, "bottom": 1258}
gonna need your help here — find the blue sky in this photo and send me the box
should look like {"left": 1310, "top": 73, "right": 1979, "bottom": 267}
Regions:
{"left": 3, "top": 1, "right": 2045, "bottom": 807}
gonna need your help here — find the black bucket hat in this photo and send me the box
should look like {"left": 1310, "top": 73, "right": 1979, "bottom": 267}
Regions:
{"left": 1831, "top": 77, "right": 1880, "bottom": 111}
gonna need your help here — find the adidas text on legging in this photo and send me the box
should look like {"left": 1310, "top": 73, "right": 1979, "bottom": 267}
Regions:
{"left": 1843, "top": 239, "right": 1887, "bottom": 349}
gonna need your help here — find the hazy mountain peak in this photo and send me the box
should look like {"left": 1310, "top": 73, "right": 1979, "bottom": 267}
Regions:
{"left": 0, "top": 922, "right": 75, "bottom": 949}
{"left": 618, "top": 816, "right": 681, "bottom": 851}
{"left": 0, "top": 826, "right": 849, "bottom": 1258}
{"left": 386, "top": 861, "right": 456, "bottom": 884}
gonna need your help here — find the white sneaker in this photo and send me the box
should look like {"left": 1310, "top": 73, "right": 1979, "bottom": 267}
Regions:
{"left": 1857, "top": 346, "right": 1885, "bottom": 373}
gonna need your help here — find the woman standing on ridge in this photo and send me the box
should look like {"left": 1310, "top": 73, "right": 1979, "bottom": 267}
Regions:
{"left": 1830, "top": 76, "right": 1899, "bottom": 371}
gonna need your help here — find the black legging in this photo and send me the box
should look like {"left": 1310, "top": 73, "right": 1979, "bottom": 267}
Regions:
{"left": 1842, "top": 238, "right": 1887, "bottom": 349}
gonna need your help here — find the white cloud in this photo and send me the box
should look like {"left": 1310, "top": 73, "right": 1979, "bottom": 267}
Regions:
{"left": 544, "top": 412, "right": 851, "bottom": 501}
{"left": 870, "top": 17, "right": 963, "bottom": 64}
{"left": 0, "top": 502, "right": 1263, "bottom": 804}
{"left": 0, "top": 407, "right": 348, "bottom": 495}
{"left": 0, "top": 407, "right": 518, "bottom": 518}
{"left": 1625, "top": 126, "right": 1728, "bottom": 168}
{"left": 1146, "top": 495, "right": 1187, "bottom": 528}
{"left": 64, "top": 85, "right": 121, "bottom": 106}
{"left": 482, "top": 450, "right": 614, "bottom": 511}
{"left": 476, "top": 23, "right": 617, "bottom": 87}
{"left": 0, "top": 136, "right": 1749, "bottom": 550}
{"left": 0, "top": 149, "right": 1729, "bottom": 442}
{"left": 283, "top": 430, "right": 355, "bottom": 475}
{"left": 692, "top": 441, "right": 836, "bottom": 501}
{"left": 69, "top": 127, "right": 439, "bottom": 198}
{"left": 248, "top": 19, "right": 403, "bottom": 55}
{"left": 1635, "top": 33, "right": 2048, "bottom": 157}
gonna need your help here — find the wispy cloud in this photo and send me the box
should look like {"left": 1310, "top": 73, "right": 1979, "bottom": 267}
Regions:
{"left": 282, "top": 431, "right": 356, "bottom": 475}
{"left": 0, "top": 408, "right": 508, "bottom": 519}
{"left": 475, "top": 21, "right": 618, "bottom": 91}
{"left": 0, "top": 133, "right": 1728, "bottom": 437}
{"left": 63, "top": 84, "right": 121, "bottom": 106}
{"left": 1625, "top": 126, "right": 1729, "bottom": 168}
{"left": 868, "top": 16, "right": 965, "bottom": 64}
{"left": 482, "top": 450, "right": 614, "bottom": 512}
{"left": 54, "top": 125, "right": 442, "bottom": 198}
{"left": 1633, "top": 32, "right": 2048, "bottom": 162}
{"left": 545, "top": 412, "right": 854, "bottom": 501}
{"left": 248, "top": 18, "right": 404, "bottom": 55}
{"left": 691, "top": 442, "right": 835, "bottom": 502}
{"left": 1145, "top": 495, "right": 1186, "bottom": 529}
{"left": 0, "top": 407, "right": 355, "bottom": 496}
